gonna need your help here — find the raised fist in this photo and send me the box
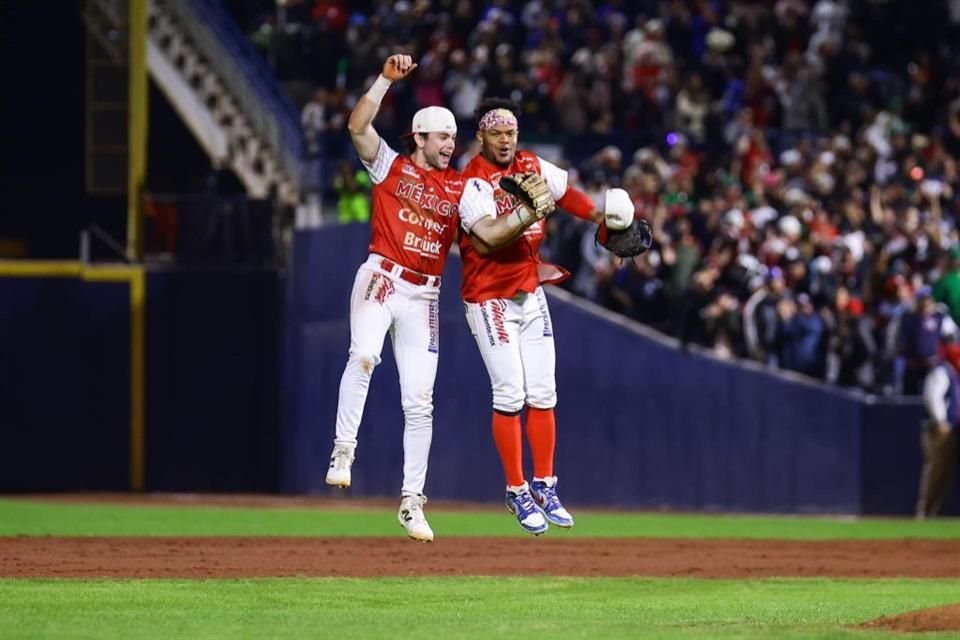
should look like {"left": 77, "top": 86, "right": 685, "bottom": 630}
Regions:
{"left": 383, "top": 54, "right": 418, "bottom": 81}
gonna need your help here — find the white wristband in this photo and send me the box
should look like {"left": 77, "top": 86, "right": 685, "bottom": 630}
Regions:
{"left": 511, "top": 206, "right": 537, "bottom": 228}
{"left": 365, "top": 75, "right": 392, "bottom": 105}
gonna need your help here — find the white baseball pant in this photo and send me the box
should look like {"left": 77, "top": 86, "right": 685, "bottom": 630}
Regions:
{"left": 463, "top": 287, "right": 557, "bottom": 413}
{"left": 333, "top": 254, "right": 440, "bottom": 496}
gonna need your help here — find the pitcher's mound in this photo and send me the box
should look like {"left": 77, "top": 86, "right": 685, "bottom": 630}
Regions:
{"left": 862, "top": 603, "right": 960, "bottom": 633}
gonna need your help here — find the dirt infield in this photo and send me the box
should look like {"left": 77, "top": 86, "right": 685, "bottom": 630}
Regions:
{"left": 3, "top": 536, "right": 960, "bottom": 579}
{"left": 862, "top": 603, "right": 960, "bottom": 633}
{"left": 6, "top": 496, "right": 960, "bottom": 633}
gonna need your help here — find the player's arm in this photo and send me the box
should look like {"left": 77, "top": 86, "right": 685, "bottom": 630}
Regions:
{"left": 470, "top": 207, "right": 538, "bottom": 254}
{"left": 538, "top": 158, "right": 601, "bottom": 223}
{"left": 347, "top": 54, "right": 418, "bottom": 163}
{"left": 459, "top": 178, "right": 540, "bottom": 256}
{"left": 538, "top": 157, "right": 636, "bottom": 240}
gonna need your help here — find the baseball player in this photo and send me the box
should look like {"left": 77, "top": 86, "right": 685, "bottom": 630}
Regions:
{"left": 326, "top": 58, "right": 550, "bottom": 542}
{"left": 457, "top": 97, "right": 639, "bottom": 534}
{"left": 917, "top": 343, "right": 960, "bottom": 518}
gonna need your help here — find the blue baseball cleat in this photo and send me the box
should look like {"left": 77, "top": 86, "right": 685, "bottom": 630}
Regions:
{"left": 530, "top": 476, "right": 575, "bottom": 528}
{"left": 505, "top": 484, "right": 549, "bottom": 535}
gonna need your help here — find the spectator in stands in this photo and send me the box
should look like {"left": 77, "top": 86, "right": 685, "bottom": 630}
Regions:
{"left": 894, "top": 287, "right": 960, "bottom": 395}
{"left": 934, "top": 246, "right": 960, "bottom": 323}
{"left": 302, "top": 88, "right": 331, "bottom": 155}
{"left": 675, "top": 72, "right": 710, "bottom": 144}
{"left": 778, "top": 292, "right": 826, "bottom": 377}
{"left": 445, "top": 49, "right": 487, "bottom": 129}
{"left": 301, "top": 87, "right": 345, "bottom": 198}
{"left": 676, "top": 264, "right": 722, "bottom": 349}
{"left": 875, "top": 274, "right": 913, "bottom": 394}
{"left": 333, "top": 160, "right": 370, "bottom": 224}
{"left": 664, "top": 215, "right": 702, "bottom": 302}
{"left": 700, "top": 289, "right": 743, "bottom": 359}
{"left": 608, "top": 251, "right": 669, "bottom": 329}
{"left": 223, "top": 0, "right": 960, "bottom": 395}
{"left": 777, "top": 58, "right": 828, "bottom": 133}
{"left": 571, "top": 224, "right": 615, "bottom": 304}
{"left": 823, "top": 286, "right": 872, "bottom": 387}
{"left": 744, "top": 266, "right": 787, "bottom": 366}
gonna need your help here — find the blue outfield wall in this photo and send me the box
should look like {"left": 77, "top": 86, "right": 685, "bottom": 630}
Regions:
{"left": 285, "top": 224, "right": 957, "bottom": 515}
{"left": 0, "top": 267, "right": 280, "bottom": 493}
{"left": 0, "top": 277, "right": 130, "bottom": 491}
{"left": 146, "top": 268, "right": 280, "bottom": 492}
{"left": 0, "top": 234, "right": 953, "bottom": 514}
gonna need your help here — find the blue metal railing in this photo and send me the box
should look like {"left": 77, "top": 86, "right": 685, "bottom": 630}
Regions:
{"left": 162, "top": 0, "right": 305, "bottom": 191}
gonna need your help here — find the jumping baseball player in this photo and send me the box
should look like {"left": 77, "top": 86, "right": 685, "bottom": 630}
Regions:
{"left": 326, "top": 58, "right": 551, "bottom": 542}
{"left": 458, "top": 97, "right": 648, "bottom": 535}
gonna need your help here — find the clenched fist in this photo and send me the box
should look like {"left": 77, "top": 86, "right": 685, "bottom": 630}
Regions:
{"left": 383, "top": 54, "right": 418, "bottom": 81}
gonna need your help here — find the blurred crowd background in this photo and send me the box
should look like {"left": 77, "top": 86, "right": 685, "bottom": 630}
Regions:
{"left": 223, "top": 0, "right": 960, "bottom": 395}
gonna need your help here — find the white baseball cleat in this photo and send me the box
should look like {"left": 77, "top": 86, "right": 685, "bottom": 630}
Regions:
{"left": 325, "top": 444, "right": 355, "bottom": 487}
{"left": 398, "top": 494, "right": 434, "bottom": 542}
{"left": 505, "top": 483, "right": 549, "bottom": 535}
{"left": 530, "top": 476, "right": 575, "bottom": 528}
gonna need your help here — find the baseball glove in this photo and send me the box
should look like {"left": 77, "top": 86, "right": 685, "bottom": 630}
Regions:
{"left": 499, "top": 172, "right": 556, "bottom": 219}
{"left": 596, "top": 218, "right": 653, "bottom": 258}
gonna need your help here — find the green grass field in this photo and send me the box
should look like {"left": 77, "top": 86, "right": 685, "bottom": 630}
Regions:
{"left": 4, "top": 498, "right": 960, "bottom": 539}
{"left": 2, "top": 498, "right": 959, "bottom": 639}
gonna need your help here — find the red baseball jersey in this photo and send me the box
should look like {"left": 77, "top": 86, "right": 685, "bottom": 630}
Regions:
{"left": 362, "top": 139, "right": 463, "bottom": 276}
{"left": 458, "top": 150, "right": 570, "bottom": 302}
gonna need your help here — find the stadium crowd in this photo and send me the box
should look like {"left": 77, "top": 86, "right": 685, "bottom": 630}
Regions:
{"left": 226, "top": 0, "right": 960, "bottom": 395}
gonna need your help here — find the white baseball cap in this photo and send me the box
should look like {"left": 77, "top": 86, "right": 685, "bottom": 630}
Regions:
{"left": 407, "top": 106, "right": 457, "bottom": 136}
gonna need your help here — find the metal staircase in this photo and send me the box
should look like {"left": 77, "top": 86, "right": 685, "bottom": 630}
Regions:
{"left": 146, "top": 0, "right": 304, "bottom": 205}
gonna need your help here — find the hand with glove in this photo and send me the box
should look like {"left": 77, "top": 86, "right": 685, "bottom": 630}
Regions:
{"left": 499, "top": 172, "right": 556, "bottom": 224}
{"left": 595, "top": 188, "right": 653, "bottom": 258}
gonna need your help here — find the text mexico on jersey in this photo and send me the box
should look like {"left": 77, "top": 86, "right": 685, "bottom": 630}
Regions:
{"left": 362, "top": 140, "right": 463, "bottom": 276}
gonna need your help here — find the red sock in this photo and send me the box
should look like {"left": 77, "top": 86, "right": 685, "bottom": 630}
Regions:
{"left": 526, "top": 406, "right": 556, "bottom": 478}
{"left": 492, "top": 411, "right": 524, "bottom": 487}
